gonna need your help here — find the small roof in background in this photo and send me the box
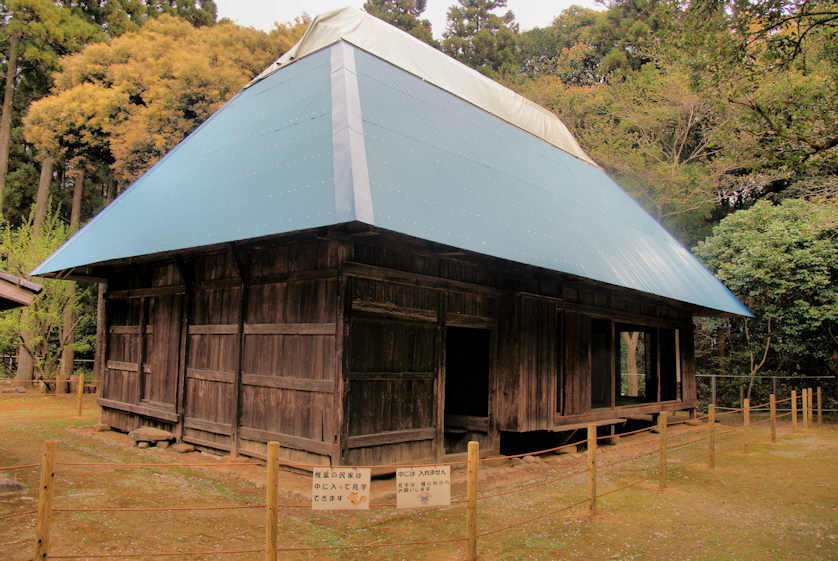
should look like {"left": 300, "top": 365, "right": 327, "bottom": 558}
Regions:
{"left": 0, "top": 271, "right": 42, "bottom": 310}
{"left": 30, "top": 9, "right": 751, "bottom": 317}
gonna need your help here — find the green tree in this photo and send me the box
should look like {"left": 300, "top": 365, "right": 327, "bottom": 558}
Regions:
{"left": 0, "top": 208, "right": 89, "bottom": 381}
{"left": 442, "top": 0, "right": 519, "bottom": 76}
{"left": 26, "top": 14, "right": 305, "bottom": 186}
{"left": 682, "top": 0, "right": 838, "bottom": 205}
{"left": 363, "top": 0, "right": 436, "bottom": 46}
{"left": 694, "top": 198, "right": 838, "bottom": 394}
{"left": 0, "top": 0, "right": 104, "bottom": 219}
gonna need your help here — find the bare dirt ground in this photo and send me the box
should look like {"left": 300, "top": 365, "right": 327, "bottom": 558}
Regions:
{"left": 1, "top": 392, "right": 836, "bottom": 561}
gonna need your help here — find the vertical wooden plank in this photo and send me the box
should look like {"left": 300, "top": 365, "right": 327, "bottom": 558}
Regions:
{"left": 230, "top": 246, "right": 247, "bottom": 457}
{"left": 791, "top": 390, "right": 797, "bottom": 431}
{"left": 769, "top": 394, "right": 776, "bottom": 442}
{"left": 175, "top": 258, "right": 191, "bottom": 443}
{"left": 136, "top": 297, "right": 147, "bottom": 403}
{"left": 656, "top": 327, "right": 661, "bottom": 402}
{"left": 609, "top": 319, "right": 616, "bottom": 408}
{"left": 332, "top": 265, "right": 346, "bottom": 465}
{"left": 434, "top": 289, "right": 447, "bottom": 460}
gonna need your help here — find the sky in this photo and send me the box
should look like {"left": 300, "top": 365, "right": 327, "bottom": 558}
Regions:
{"left": 215, "top": 1, "right": 601, "bottom": 37}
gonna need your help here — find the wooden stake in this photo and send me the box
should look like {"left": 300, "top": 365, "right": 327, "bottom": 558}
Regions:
{"left": 817, "top": 387, "right": 823, "bottom": 427}
{"left": 769, "top": 394, "right": 776, "bottom": 443}
{"left": 802, "top": 389, "right": 809, "bottom": 430}
{"left": 743, "top": 398, "right": 750, "bottom": 453}
{"left": 708, "top": 405, "right": 715, "bottom": 470}
{"left": 587, "top": 423, "right": 597, "bottom": 514}
{"left": 740, "top": 385, "right": 744, "bottom": 409}
{"left": 791, "top": 390, "right": 797, "bottom": 432}
{"left": 808, "top": 388, "right": 814, "bottom": 428}
{"left": 466, "top": 440, "right": 479, "bottom": 561}
{"left": 75, "top": 373, "right": 84, "bottom": 417}
{"left": 265, "top": 441, "right": 279, "bottom": 561}
{"left": 33, "top": 440, "right": 56, "bottom": 560}
{"left": 658, "top": 411, "right": 668, "bottom": 489}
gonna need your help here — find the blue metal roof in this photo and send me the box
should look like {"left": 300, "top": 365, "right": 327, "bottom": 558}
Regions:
{"left": 33, "top": 42, "right": 750, "bottom": 317}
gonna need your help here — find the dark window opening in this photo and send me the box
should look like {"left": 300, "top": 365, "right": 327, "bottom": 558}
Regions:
{"left": 590, "top": 318, "right": 612, "bottom": 409}
{"left": 616, "top": 324, "right": 657, "bottom": 405}
{"left": 444, "top": 327, "right": 490, "bottom": 453}
{"left": 659, "top": 328, "right": 679, "bottom": 401}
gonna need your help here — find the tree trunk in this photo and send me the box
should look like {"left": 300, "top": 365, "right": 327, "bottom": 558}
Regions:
{"left": 0, "top": 32, "right": 20, "bottom": 218}
{"left": 58, "top": 169, "right": 84, "bottom": 393}
{"left": 32, "top": 156, "right": 55, "bottom": 234}
{"left": 16, "top": 342, "right": 33, "bottom": 381}
{"left": 621, "top": 331, "right": 640, "bottom": 396}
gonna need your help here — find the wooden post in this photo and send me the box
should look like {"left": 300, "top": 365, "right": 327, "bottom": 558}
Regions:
{"left": 802, "top": 389, "right": 809, "bottom": 430}
{"left": 710, "top": 375, "right": 717, "bottom": 407}
{"left": 658, "top": 411, "right": 668, "bottom": 489}
{"left": 466, "top": 440, "right": 479, "bottom": 561}
{"left": 740, "top": 385, "right": 744, "bottom": 408}
{"left": 265, "top": 441, "right": 279, "bottom": 561}
{"left": 708, "top": 405, "right": 715, "bottom": 470}
{"left": 817, "top": 387, "right": 823, "bottom": 427}
{"left": 587, "top": 424, "right": 597, "bottom": 514}
{"left": 791, "top": 390, "right": 797, "bottom": 432}
{"left": 808, "top": 388, "right": 814, "bottom": 428}
{"left": 33, "top": 440, "right": 56, "bottom": 560}
{"left": 769, "top": 394, "right": 776, "bottom": 443}
{"left": 743, "top": 398, "right": 750, "bottom": 453}
{"left": 75, "top": 373, "right": 84, "bottom": 417}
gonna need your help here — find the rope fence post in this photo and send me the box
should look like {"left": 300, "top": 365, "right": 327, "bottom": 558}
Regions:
{"left": 265, "top": 441, "right": 279, "bottom": 561}
{"left": 708, "top": 405, "right": 715, "bottom": 469}
{"left": 805, "top": 388, "right": 809, "bottom": 428}
{"left": 33, "top": 440, "right": 56, "bottom": 560}
{"left": 587, "top": 423, "right": 597, "bottom": 515}
{"left": 769, "top": 394, "right": 776, "bottom": 443}
{"left": 76, "top": 373, "right": 84, "bottom": 417}
{"left": 808, "top": 388, "right": 814, "bottom": 428}
{"left": 743, "top": 398, "right": 750, "bottom": 453}
{"left": 658, "top": 411, "right": 668, "bottom": 489}
{"left": 801, "top": 389, "right": 807, "bottom": 430}
{"left": 466, "top": 440, "right": 479, "bottom": 561}
{"left": 817, "top": 387, "right": 822, "bottom": 427}
{"left": 791, "top": 390, "right": 797, "bottom": 432}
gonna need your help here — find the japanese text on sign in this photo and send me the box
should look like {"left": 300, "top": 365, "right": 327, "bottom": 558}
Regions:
{"left": 396, "top": 466, "right": 451, "bottom": 509}
{"left": 311, "top": 467, "right": 371, "bottom": 510}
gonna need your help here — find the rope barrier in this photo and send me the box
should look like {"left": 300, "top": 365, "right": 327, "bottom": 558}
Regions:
{"left": 478, "top": 497, "right": 592, "bottom": 537}
{"left": 0, "top": 463, "right": 38, "bottom": 471}
{"left": 0, "top": 509, "right": 36, "bottom": 520}
{"left": 481, "top": 438, "right": 588, "bottom": 462}
{"left": 57, "top": 462, "right": 266, "bottom": 468}
{"left": 54, "top": 504, "right": 264, "bottom": 513}
{"left": 595, "top": 476, "right": 653, "bottom": 499}
{"left": 47, "top": 547, "right": 265, "bottom": 559}
{"left": 475, "top": 467, "right": 589, "bottom": 501}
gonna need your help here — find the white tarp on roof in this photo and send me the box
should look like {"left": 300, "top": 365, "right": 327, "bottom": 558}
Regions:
{"left": 251, "top": 7, "right": 597, "bottom": 167}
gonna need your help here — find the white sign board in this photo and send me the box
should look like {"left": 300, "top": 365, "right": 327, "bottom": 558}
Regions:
{"left": 396, "top": 466, "right": 451, "bottom": 509}
{"left": 311, "top": 467, "right": 371, "bottom": 510}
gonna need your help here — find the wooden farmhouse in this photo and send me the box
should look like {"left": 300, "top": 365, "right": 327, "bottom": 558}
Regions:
{"left": 34, "top": 8, "right": 750, "bottom": 466}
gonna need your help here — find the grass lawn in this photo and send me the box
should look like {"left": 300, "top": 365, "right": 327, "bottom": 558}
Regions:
{"left": 1, "top": 392, "right": 836, "bottom": 560}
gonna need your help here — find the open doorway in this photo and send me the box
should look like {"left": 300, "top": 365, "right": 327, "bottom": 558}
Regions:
{"left": 444, "top": 327, "right": 490, "bottom": 453}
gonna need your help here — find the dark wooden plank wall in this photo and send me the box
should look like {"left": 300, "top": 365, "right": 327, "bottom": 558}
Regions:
{"left": 100, "top": 239, "right": 341, "bottom": 463}
{"left": 344, "top": 278, "right": 438, "bottom": 465}
{"left": 517, "top": 296, "right": 559, "bottom": 431}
